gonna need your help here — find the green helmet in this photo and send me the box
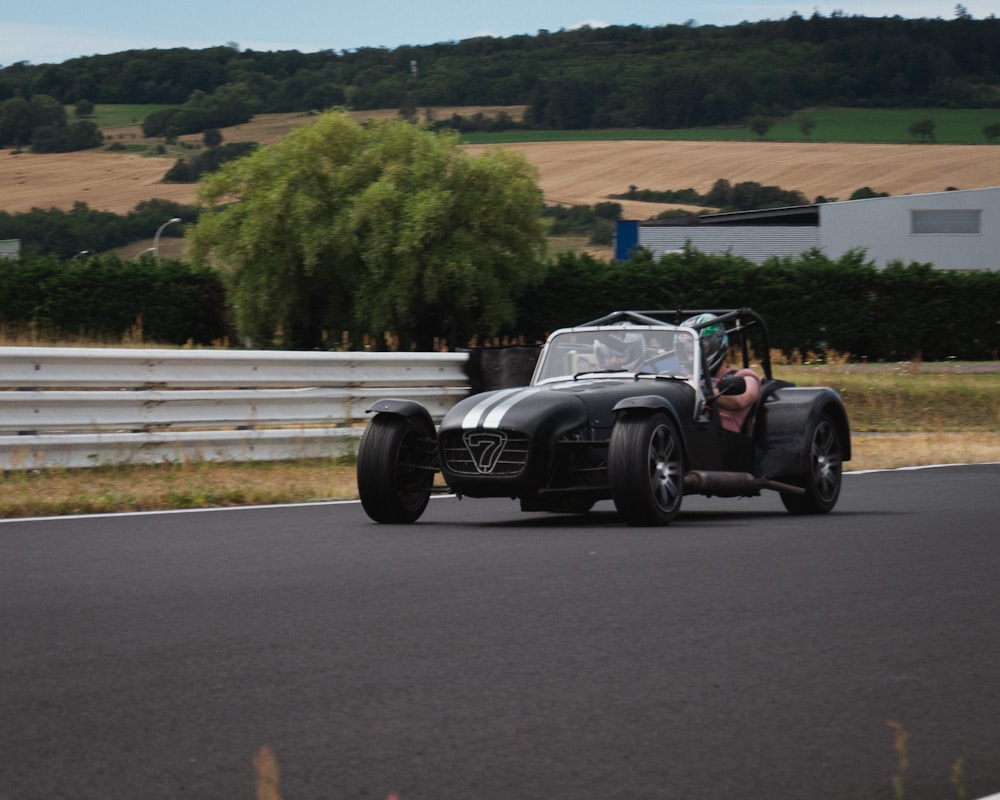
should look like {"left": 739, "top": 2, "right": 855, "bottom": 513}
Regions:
{"left": 682, "top": 314, "right": 729, "bottom": 373}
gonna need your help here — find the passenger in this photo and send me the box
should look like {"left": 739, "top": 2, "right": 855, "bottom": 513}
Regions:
{"left": 682, "top": 314, "right": 761, "bottom": 433}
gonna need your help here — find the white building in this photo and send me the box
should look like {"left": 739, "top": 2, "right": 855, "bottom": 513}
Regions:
{"left": 0, "top": 239, "right": 20, "bottom": 259}
{"left": 614, "top": 186, "right": 1000, "bottom": 271}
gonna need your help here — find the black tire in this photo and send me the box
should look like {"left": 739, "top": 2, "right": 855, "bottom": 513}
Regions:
{"left": 780, "top": 411, "right": 843, "bottom": 515}
{"left": 608, "top": 413, "right": 685, "bottom": 526}
{"left": 357, "top": 414, "right": 435, "bottom": 523}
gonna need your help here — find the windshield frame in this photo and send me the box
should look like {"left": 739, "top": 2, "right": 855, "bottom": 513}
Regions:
{"left": 531, "top": 324, "right": 703, "bottom": 388}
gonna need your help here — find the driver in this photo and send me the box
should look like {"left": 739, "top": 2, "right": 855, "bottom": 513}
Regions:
{"left": 682, "top": 314, "right": 761, "bottom": 433}
{"left": 593, "top": 332, "right": 645, "bottom": 371}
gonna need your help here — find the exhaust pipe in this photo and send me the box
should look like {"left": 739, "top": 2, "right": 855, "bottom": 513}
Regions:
{"left": 684, "top": 470, "right": 805, "bottom": 497}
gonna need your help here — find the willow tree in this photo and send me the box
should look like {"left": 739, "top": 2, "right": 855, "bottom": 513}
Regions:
{"left": 187, "top": 110, "right": 547, "bottom": 349}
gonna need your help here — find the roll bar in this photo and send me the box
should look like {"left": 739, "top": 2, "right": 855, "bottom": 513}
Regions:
{"left": 577, "top": 308, "right": 773, "bottom": 380}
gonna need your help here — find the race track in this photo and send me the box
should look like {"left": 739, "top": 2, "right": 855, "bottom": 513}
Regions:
{"left": 2, "top": 464, "right": 999, "bottom": 800}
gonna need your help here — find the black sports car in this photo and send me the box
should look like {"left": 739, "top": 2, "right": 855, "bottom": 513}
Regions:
{"left": 357, "top": 309, "right": 851, "bottom": 526}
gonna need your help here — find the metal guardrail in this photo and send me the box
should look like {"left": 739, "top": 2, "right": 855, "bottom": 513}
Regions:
{"left": 0, "top": 346, "right": 471, "bottom": 469}
{"left": 0, "top": 346, "right": 471, "bottom": 389}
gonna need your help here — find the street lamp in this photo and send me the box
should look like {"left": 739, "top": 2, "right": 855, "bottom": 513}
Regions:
{"left": 153, "top": 217, "right": 182, "bottom": 261}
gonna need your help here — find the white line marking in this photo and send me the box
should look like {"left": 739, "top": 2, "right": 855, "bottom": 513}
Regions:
{"left": 2, "top": 464, "right": 996, "bottom": 524}
{"left": 847, "top": 461, "right": 1000, "bottom": 475}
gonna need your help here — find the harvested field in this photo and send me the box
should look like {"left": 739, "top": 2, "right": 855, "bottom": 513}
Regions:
{"left": 1, "top": 151, "right": 200, "bottom": 214}
{"left": 465, "top": 139, "right": 1000, "bottom": 219}
{"left": 2, "top": 111, "right": 999, "bottom": 220}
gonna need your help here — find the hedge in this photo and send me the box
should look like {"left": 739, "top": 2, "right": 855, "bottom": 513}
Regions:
{"left": 0, "top": 254, "right": 229, "bottom": 345}
{"left": 514, "top": 248, "right": 1000, "bottom": 361}
{"left": 2, "top": 249, "right": 997, "bottom": 359}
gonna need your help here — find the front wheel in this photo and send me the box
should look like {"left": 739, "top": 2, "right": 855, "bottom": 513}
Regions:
{"left": 357, "top": 414, "right": 436, "bottom": 523}
{"left": 780, "top": 411, "right": 843, "bottom": 515}
{"left": 608, "top": 413, "right": 685, "bottom": 526}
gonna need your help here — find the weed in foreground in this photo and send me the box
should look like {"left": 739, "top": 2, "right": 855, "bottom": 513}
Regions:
{"left": 888, "top": 721, "right": 974, "bottom": 800}
{"left": 253, "top": 745, "right": 401, "bottom": 800}
{"left": 888, "top": 720, "right": 909, "bottom": 800}
{"left": 952, "top": 757, "right": 967, "bottom": 800}
{"left": 250, "top": 726, "right": 979, "bottom": 800}
{"left": 254, "top": 745, "right": 281, "bottom": 800}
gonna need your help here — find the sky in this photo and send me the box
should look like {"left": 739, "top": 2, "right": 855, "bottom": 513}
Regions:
{"left": 1, "top": 0, "right": 995, "bottom": 67}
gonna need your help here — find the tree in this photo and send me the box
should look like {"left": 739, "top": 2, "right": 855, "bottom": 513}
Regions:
{"left": 0, "top": 97, "right": 33, "bottom": 147}
{"left": 188, "top": 111, "right": 547, "bottom": 349}
{"left": 796, "top": 114, "right": 817, "bottom": 137}
{"left": 704, "top": 179, "right": 733, "bottom": 208}
{"left": 29, "top": 94, "right": 67, "bottom": 130}
{"left": 984, "top": 123, "right": 1000, "bottom": 143}
{"left": 67, "top": 119, "right": 103, "bottom": 150}
{"left": 849, "top": 186, "right": 890, "bottom": 200}
{"left": 594, "top": 202, "right": 623, "bottom": 221}
{"left": 30, "top": 119, "right": 102, "bottom": 153}
{"left": 908, "top": 118, "right": 935, "bottom": 140}
{"left": 203, "top": 128, "right": 223, "bottom": 148}
{"left": 749, "top": 115, "right": 772, "bottom": 138}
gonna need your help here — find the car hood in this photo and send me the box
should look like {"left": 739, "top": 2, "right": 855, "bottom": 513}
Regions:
{"left": 440, "top": 377, "right": 694, "bottom": 436}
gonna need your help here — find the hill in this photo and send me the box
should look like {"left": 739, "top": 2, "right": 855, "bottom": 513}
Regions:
{"left": 4, "top": 16, "right": 999, "bottom": 132}
{"left": 3, "top": 110, "right": 999, "bottom": 223}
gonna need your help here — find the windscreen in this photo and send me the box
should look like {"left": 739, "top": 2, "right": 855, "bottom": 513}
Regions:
{"left": 533, "top": 327, "right": 697, "bottom": 383}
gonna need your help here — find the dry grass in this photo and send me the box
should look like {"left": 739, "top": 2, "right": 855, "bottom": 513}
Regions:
{"left": 4, "top": 107, "right": 1000, "bottom": 217}
{"left": 773, "top": 360, "right": 1000, "bottom": 432}
{"left": 462, "top": 138, "right": 1000, "bottom": 219}
{"left": 0, "top": 108, "right": 525, "bottom": 215}
{"left": 850, "top": 431, "right": 1000, "bottom": 470}
{"left": 1, "top": 359, "right": 997, "bottom": 519}
{"left": 1, "top": 432, "right": 996, "bottom": 519}
{"left": 0, "top": 458, "right": 359, "bottom": 518}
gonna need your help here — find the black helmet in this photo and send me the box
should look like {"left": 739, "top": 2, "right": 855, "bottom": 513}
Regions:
{"left": 593, "top": 332, "right": 645, "bottom": 370}
{"left": 682, "top": 314, "right": 729, "bottom": 374}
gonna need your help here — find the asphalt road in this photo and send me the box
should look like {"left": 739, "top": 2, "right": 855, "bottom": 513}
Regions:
{"left": 2, "top": 464, "right": 999, "bottom": 800}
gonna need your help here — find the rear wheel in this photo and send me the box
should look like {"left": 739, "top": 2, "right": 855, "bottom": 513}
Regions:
{"left": 780, "top": 411, "right": 843, "bottom": 514}
{"left": 608, "top": 413, "right": 685, "bottom": 526}
{"left": 357, "top": 414, "right": 436, "bottom": 523}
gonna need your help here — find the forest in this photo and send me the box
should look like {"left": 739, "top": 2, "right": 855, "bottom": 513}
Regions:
{"left": 2, "top": 11, "right": 1000, "bottom": 150}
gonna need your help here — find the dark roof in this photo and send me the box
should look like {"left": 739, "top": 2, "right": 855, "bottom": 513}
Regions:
{"left": 641, "top": 204, "right": 820, "bottom": 227}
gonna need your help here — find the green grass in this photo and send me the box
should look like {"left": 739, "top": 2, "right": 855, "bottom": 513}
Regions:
{"left": 770, "top": 107, "right": 1000, "bottom": 143}
{"left": 68, "top": 104, "right": 1000, "bottom": 145}
{"left": 461, "top": 107, "right": 1000, "bottom": 145}
{"left": 84, "top": 103, "right": 173, "bottom": 129}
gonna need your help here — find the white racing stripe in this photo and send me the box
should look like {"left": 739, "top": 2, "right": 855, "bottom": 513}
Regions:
{"left": 482, "top": 387, "right": 545, "bottom": 428}
{"left": 461, "top": 387, "right": 523, "bottom": 429}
